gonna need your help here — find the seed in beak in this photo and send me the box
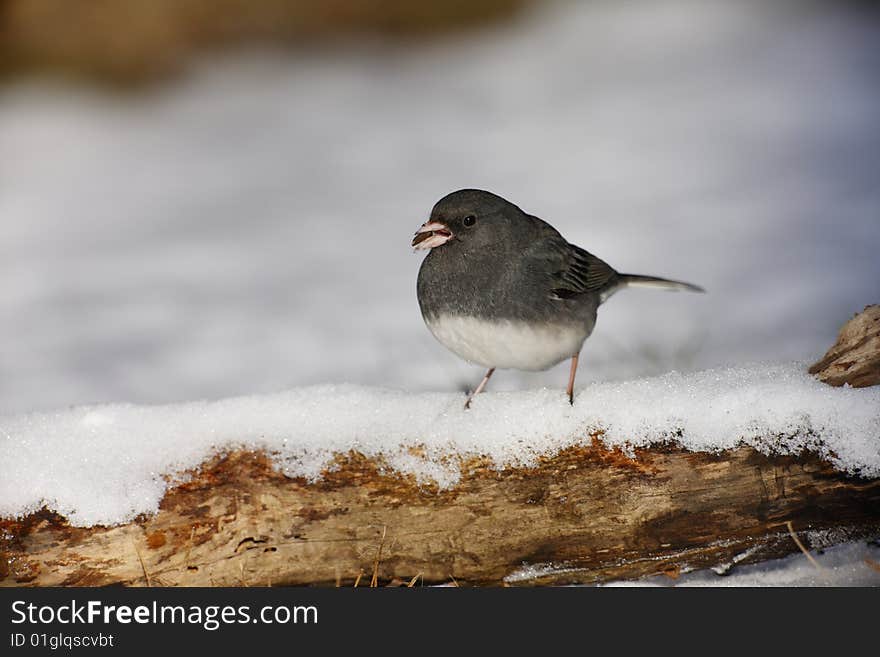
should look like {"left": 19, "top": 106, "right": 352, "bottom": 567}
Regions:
{"left": 412, "top": 221, "right": 454, "bottom": 250}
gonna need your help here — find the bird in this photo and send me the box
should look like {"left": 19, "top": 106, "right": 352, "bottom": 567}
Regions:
{"left": 412, "top": 189, "right": 704, "bottom": 409}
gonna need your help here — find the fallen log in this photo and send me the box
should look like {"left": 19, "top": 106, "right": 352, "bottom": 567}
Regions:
{"left": 2, "top": 306, "right": 879, "bottom": 587}
{"left": 3, "top": 443, "right": 879, "bottom": 587}
{"left": 810, "top": 304, "right": 880, "bottom": 388}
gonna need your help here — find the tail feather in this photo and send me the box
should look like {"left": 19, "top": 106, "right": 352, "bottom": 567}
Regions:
{"left": 618, "top": 274, "right": 705, "bottom": 294}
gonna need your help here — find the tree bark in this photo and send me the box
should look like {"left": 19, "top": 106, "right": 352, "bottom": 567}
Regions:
{"left": 2, "top": 305, "right": 879, "bottom": 587}
{"left": 810, "top": 304, "right": 880, "bottom": 388}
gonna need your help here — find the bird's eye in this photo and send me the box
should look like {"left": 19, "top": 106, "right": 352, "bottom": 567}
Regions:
{"left": 463, "top": 215, "right": 476, "bottom": 227}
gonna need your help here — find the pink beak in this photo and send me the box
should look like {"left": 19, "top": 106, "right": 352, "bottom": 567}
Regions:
{"left": 412, "top": 221, "right": 454, "bottom": 250}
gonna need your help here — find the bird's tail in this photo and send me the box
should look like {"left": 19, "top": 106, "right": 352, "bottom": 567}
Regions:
{"left": 618, "top": 274, "right": 705, "bottom": 294}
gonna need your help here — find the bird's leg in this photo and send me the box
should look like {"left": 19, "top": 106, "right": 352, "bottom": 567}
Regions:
{"left": 566, "top": 352, "right": 580, "bottom": 405}
{"left": 464, "top": 367, "right": 496, "bottom": 409}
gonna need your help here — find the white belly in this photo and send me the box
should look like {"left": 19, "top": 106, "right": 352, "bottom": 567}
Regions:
{"left": 425, "top": 314, "right": 587, "bottom": 371}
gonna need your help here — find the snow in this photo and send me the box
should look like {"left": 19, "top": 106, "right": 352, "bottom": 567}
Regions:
{"left": 1, "top": 1, "right": 879, "bottom": 415}
{"left": 600, "top": 539, "right": 880, "bottom": 587}
{"left": 1, "top": 362, "right": 878, "bottom": 527}
{"left": 507, "top": 535, "right": 880, "bottom": 586}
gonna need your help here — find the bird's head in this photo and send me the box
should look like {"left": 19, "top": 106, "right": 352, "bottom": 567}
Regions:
{"left": 411, "top": 189, "right": 517, "bottom": 251}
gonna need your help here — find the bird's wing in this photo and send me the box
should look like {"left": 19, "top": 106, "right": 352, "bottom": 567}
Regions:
{"left": 531, "top": 238, "right": 620, "bottom": 300}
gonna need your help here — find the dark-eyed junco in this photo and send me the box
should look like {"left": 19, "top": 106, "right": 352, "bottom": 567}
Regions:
{"left": 413, "top": 189, "right": 704, "bottom": 408}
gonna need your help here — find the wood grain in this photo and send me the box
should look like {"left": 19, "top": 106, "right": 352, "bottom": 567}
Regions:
{"left": 810, "top": 304, "right": 880, "bottom": 388}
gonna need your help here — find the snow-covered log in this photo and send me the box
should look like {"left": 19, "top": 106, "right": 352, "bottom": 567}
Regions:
{"left": 2, "top": 307, "right": 879, "bottom": 586}
{"left": 4, "top": 443, "right": 879, "bottom": 587}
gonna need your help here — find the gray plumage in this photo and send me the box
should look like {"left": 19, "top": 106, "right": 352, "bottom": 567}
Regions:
{"left": 412, "top": 189, "right": 703, "bottom": 405}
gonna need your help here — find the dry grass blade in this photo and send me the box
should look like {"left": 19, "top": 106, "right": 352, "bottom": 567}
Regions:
{"left": 370, "top": 525, "right": 387, "bottom": 588}
{"left": 407, "top": 573, "right": 422, "bottom": 587}
{"left": 354, "top": 570, "right": 364, "bottom": 588}
{"left": 134, "top": 542, "right": 152, "bottom": 587}
{"left": 182, "top": 525, "right": 196, "bottom": 573}
{"left": 786, "top": 520, "right": 824, "bottom": 570}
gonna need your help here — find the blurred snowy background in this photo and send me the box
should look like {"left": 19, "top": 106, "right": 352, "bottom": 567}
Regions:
{"left": 2, "top": 0, "right": 879, "bottom": 415}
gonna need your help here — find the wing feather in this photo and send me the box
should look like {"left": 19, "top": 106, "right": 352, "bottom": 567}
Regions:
{"left": 549, "top": 243, "right": 619, "bottom": 300}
